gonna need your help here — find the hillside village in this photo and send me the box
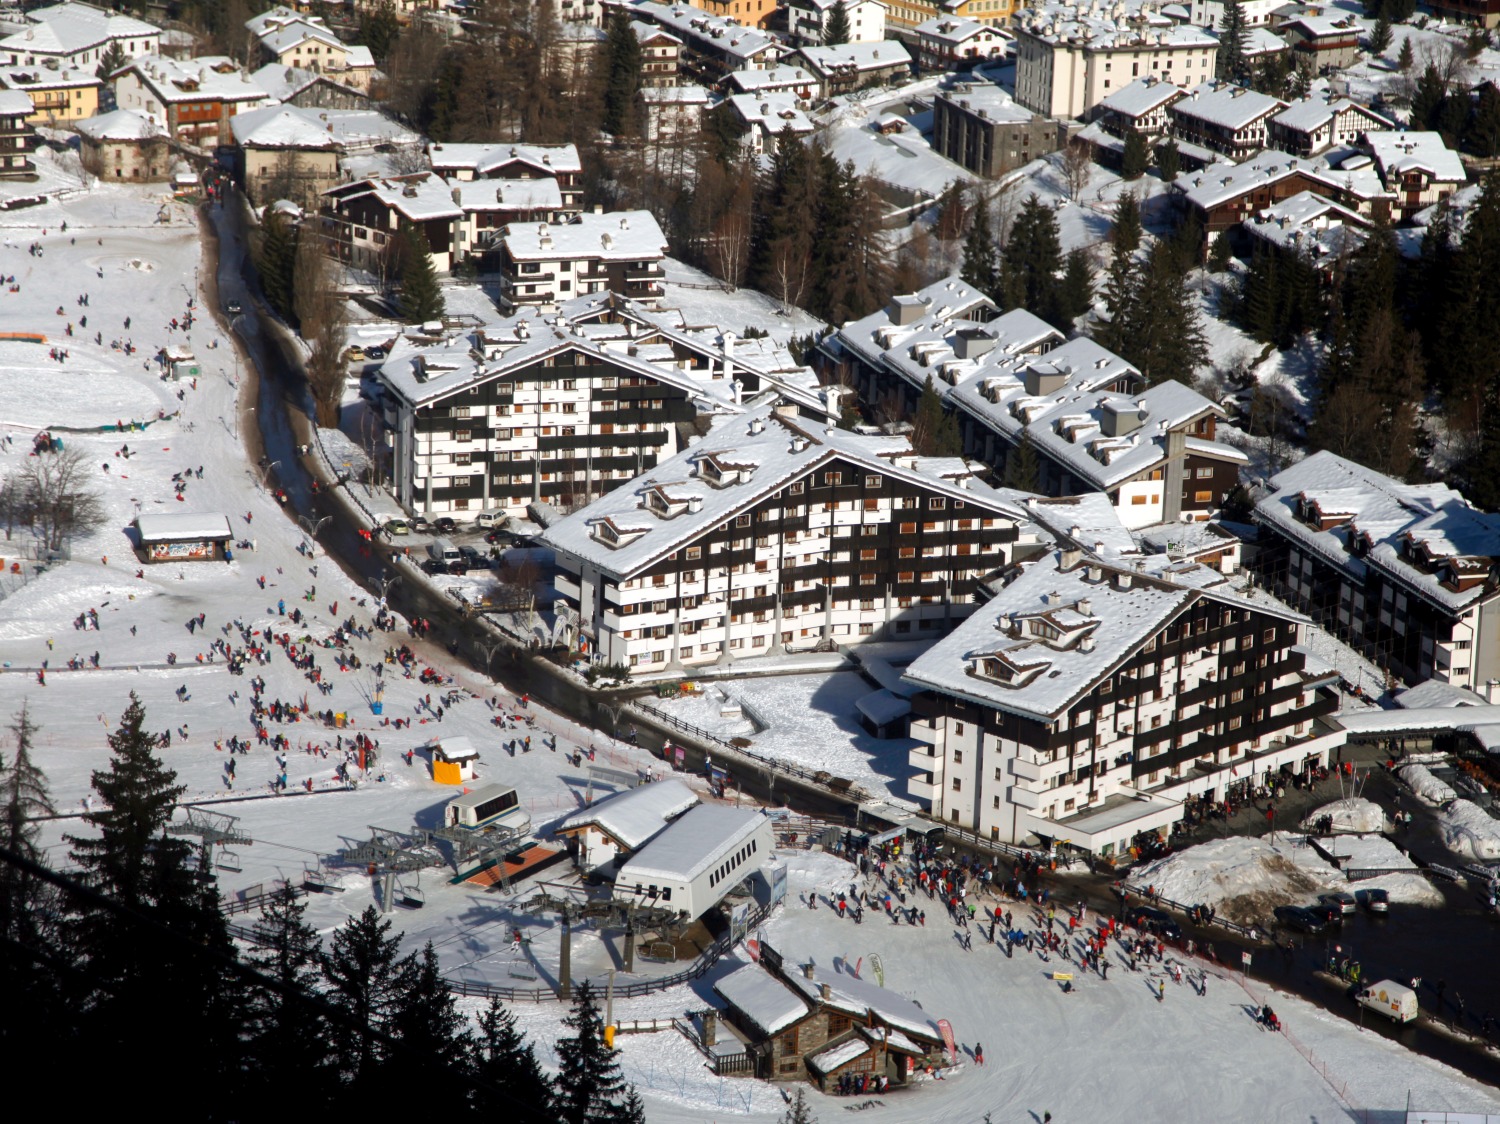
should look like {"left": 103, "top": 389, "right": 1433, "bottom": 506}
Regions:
{"left": 6, "top": 0, "right": 1500, "bottom": 1122}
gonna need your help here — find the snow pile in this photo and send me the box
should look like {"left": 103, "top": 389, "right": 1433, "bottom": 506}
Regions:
{"left": 1399, "top": 763, "right": 1456, "bottom": 806}
{"left": 1300, "top": 797, "right": 1385, "bottom": 834}
{"left": 1132, "top": 836, "right": 1343, "bottom": 924}
{"left": 1322, "top": 834, "right": 1414, "bottom": 872}
{"left": 1437, "top": 799, "right": 1500, "bottom": 862}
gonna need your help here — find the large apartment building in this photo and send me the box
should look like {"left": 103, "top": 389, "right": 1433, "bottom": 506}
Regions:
{"left": 495, "top": 210, "right": 668, "bottom": 313}
{"left": 932, "top": 81, "right": 1060, "bottom": 177}
{"left": 112, "top": 55, "right": 269, "bottom": 145}
{"left": 902, "top": 549, "right": 1342, "bottom": 855}
{"left": 0, "top": 1, "right": 159, "bottom": 70}
{"left": 1011, "top": 1, "right": 1217, "bottom": 119}
{"left": 373, "top": 294, "right": 845, "bottom": 518}
{"left": 544, "top": 401, "right": 1035, "bottom": 673}
{"left": 1253, "top": 451, "right": 1500, "bottom": 693}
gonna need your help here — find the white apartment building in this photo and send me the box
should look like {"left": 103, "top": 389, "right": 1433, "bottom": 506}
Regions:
{"left": 496, "top": 210, "right": 669, "bottom": 313}
{"left": 0, "top": 1, "right": 159, "bottom": 70}
{"left": 1011, "top": 1, "right": 1217, "bottom": 119}
{"left": 902, "top": 549, "right": 1343, "bottom": 855}
{"left": 786, "top": 0, "right": 890, "bottom": 45}
{"left": 543, "top": 400, "right": 1035, "bottom": 673}
{"left": 1186, "top": 0, "right": 1283, "bottom": 29}
{"left": 424, "top": 142, "right": 584, "bottom": 211}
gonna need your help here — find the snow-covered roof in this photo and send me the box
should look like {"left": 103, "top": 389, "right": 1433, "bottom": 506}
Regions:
{"left": 246, "top": 5, "right": 319, "bottom": 38}
{"left": 855, "top": 688, "right": 911, "bottom": 726}
{"left": 554, "top": 778, "right": 699, "bottom": 850}
{"left": 542, "top": 399, "right": 1027, "bottom": 579}
{"left": 1171, "top": 81, "right": 1285, "bottom": 131}
{"left": 249, "top": 62, "right": 362, "bottom": 104}
{"left": 1175, "top": 149, "right": 1368, "bottom": 211}
{"left": 937, "top": 81, "right": 1032, "bottom": 123}
{"left": 502, "top": 210, "right": 667, "bottom": 264}
{"left": 903, "top": 549, "right": 1306, "bottom": 722}
{"left": 915, "top": 15, "right": 1007, "bottom": 45}
{"left": 726, "top": 91, "right": 813, "bottom": 135}
{"left": 2, "top": 1, "right": 157, "bottom": 57}
{"left": 1394, "top": 680, "right": 1486, "bottom": 709}
{"left": 1364, "top": 130, "right": 1466, "bottom": 186}
{"left": 1242, "top": 25, "right": 1288, "bottom": 56}
{"left": 134, "top": 512, "right": 233, "bottom": 543}
{"left": 1012, "top": 0, "right": 1217, "bottom": 48}
{"left": 426, "top": 735, "right": 478, "bottom": 761}
{"left": 0, "top": 88, "right": 33, "bottom": 116}
{"left": 632, "top": 2, "right": 783, "bottom": 66}
{"left": 1255, "top": 450, "right": 1500, "bottom": 615}
{"left": 782, "top": 959, "right": 945, "bottom": 1042}
{"left": 806, "top": 1037, "right": 873, "bottom": 1074}
{"left": 631, "top": 19, "right": 681, "bottom": 44}
{"left": 75, "top": 107, "right": 164, "bottom": 141}
{"left": 450, "top": 176, "right": 562, "bottom": 213}
{"left": 614, "top": 803, "right": 767, "bottom": 885}
{"left": 714, "top": 962, "right": 811, "bottom": 1035}
{"left": 1278, "top": 13, "right": 1360, "bottom": 38}
{"left": 120, "top": 55, "right": 268, "bottom": 106}
{"left": 1099, "top": 76, "right": 1184, "bottom": 118}
{"left": 257, "top": 20, "right": 343, "bottom": 57}
{"left": 426, "top": 141, "right": 582, "bottom": 178}
{"left": 1245, "top": 190, "right": 1371, "bottom": 263}
{"left": 639, "top": 84, "right": 711, "bottom": 106}
{"left": 0, "top": 63, "right": 100, "bottom": 93}
{"left": 230, "top": 103, "right": 339, "bottom": 149}
{"left": 1271, "top": 94, "right": 1392, "bottom": 136}
{"left": 723, "top": 65, "right": 817, "bottom": 95}
{"left": 793, "top": 40, "right": 912, "bottom": 77}
{"left": 325, "top": 171, "right": 462, "bottom": 223}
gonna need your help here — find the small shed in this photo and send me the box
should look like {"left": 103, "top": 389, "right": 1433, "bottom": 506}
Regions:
{"left": 133, "top": 512, "right": 233, "bottom": 563}
{"left": 855, "top": 688, "right": 911, "bottom": 738}
{"left": 162, "top": 345, "right": 199, "bottom": 380}
{"left": 427, "top": 736, "right": 480, "bottom": 784}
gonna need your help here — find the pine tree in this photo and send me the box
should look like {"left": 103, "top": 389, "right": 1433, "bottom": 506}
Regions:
{"left": 780, "top": 1086, "right": 819, "bottom": 1124}
{"left": 1411, "top": 62, "right": 1446, "bottom": 130}
{"left": 1121, "top": 129, "right": 1149, "bottom": 180}
{"left": 1058, "top": 248, "right": 1094, "bottom": 324}
{"left": 1003, "top": 432, "right": 1041, "bottom": 491}
{"left": 245, "top": 888, "right": 340, "bottom": 1112}
{"left": 1112, "top": 242, "right": 1210, "bottom": 385}
{"left": 356, "top": 1, "right": 402, "bottom": 65}
{"left": 1095, "top": 234, "right": 1138, "bottom": 357}
{"left": 1208, "top": 230, "right": 1233, "bottom": 272}
{"left": 1287, "top": 55, "right": 1314, "bottom": 100}
{"left": 824, "top": 0, "right": 852, "bottom": 45}
{"left": 398, "top": 225, "right": 446, "bottom": 323}
{"left": 323, "top": 905, "right": 408, "bottom": 1084}
{"left": 601, "top": 12, "right": 643, "bottom": 137}
{"left": 912, "top": 374, "right": 948, "bottom": 456}
{"left": 554, "top": 980, "right": 632, "bottom": 1124}
{"left": 1370, "top": 16, "right": 1393, "bottom": 56}
{"left": 1242, "top": 246, "right": 1281, "bottom": 343}
{"left": 258, "top": 211, "right": 298, "bottom": 322}
{"left": 1113, "top": 191, "right": 1141, "bottom": 253}
{"left": 960, "top": 190, "right": 1001, "bottom": 300}
{"left": 1156, "top": 138, "right": 1181, "bottom": 183}
{"left": 1217, "top": 0, "right": 1247, "bottom": 82}
{"left": 1000, "top": 193, "right": 1063, "bottom": 325}
{"left": 752, "top": 127, "right": 819, "bottom": 306}
{"left": 95, "top": 40, "right": 125, "bottom": 83}
{"left": 390, "top": 942, "right": 474, "bottom": 1113}
{"left": 1397, "top": 36, "right": 1414, "bottom": 74}
{"left": 1471, "top": 83, "right": 1500, "bottom": 157}
{"left": 0, "top": 701, "right": 56, "bottom": 945}
{"left": 474, "top": 996, "right": 554, "bottom": 1120}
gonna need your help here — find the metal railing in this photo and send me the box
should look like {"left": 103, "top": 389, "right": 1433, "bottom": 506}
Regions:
{"left": 1119, "top": 881, "right": 1264, "bottom": 941}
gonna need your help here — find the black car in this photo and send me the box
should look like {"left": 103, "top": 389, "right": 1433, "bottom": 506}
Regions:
{"left": 445, "top": 559, "right": 469, "bottom": 575}
{"left": 1274, "top": 905, "right": 1327, "bottom": 935}
{"left": 224, "top": 299, "right": 242, "bottom": 315}
{"left": 484, "top": 528, "right": 511, "bottom": 545}
{"left": 458, "top": 545, "right": 485, "bottom": 567}
{"left": 433, "top": 516, "right": 458, "bottom": 534}
{"left": 1308, "top": 902, "right": 1343, "bottom": 928}
{"left": 1125, "top": 905, "right": 1182, "bottom": 943}
{"left": 420, "top": 558, "right": 447, "bottom": 576}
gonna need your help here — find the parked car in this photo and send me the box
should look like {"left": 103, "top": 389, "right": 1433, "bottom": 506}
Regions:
{"left": 384, "top": 519, "right": 410, "bottom": 536}
{"left": 420, "top": 558, "right": 447, "bottom": 575}
{"left": 345, "top": 345, "right": 366, "bottom": 362}
{"left": 458, "top": 545, "right": 485, "bottom": 567}
{"left": 1357, "top": 888, "right": 1389, "bottom": 914}
{"left": 410, "top": 517, "right": 434, "bottom": 534}
{"left": 1124, "top": 906, "right": 1182, "bottom": 943}
{"left": 474, "top": 511, "right": 506, "bottom": 529}
{"left": 484, "top": 528, "right": 511, "bottom": 545}
{"left": 445, "top": 558, "right": 469, "bottom": 575}
{"left": 433, "top": 516, "right": 458, "bottom": 535}
{"left": 365, "top": 345, "right": 386, "bottom": 360}
{"left": 1308, "top": 902, "right": 1343, "bottom": 928}
{"left": 1319, "top": 891, "right": 1357, "bottom": 915}
{"left": 1274, "top": 905, "right": 1327, "bottom": 935}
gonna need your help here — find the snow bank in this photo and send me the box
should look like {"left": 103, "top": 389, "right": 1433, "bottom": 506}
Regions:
{"left": 1132, "top": 835, "right": 1343, "bottom": 924}
{"left": 1399, "top": 763, "right": 1457, "bottom": 806}
{"left": 1437, "top": 799, "right": 1500, "bottom": 862}
{"left": 1300, "top": 797, "right": 1385, "bottom": 834}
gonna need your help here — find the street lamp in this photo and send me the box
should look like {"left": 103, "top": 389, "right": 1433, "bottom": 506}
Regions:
{"left": 372, "top": 573, "right": 401, "bottom": 601}
{"left": 258, "top": 459, "right": 281, "bottom": 489}
{"left": 299, "top": 514, "right": 332, "bottom": 539}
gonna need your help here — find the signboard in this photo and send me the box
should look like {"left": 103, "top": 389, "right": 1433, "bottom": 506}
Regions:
{"left": 730, "top": 902, "right": 750, "bottom": 945}
{"left": 768, "top": 860, "right": 788, "bottom": 906}
{"left": 937, "top": 1018, "right": 956, "bottom": 1062}
{"left": 673, "top": 745, "right": 685, "bottom": 768}
{"left": 148, "top": 539, "right": 216, "bottom": 561}
{"left": 870, "top": 953, "right": 884, "bottom": 988}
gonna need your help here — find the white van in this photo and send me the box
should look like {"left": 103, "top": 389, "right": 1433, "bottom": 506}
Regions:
{"left": 1355, "top": 980, "right": 1418, "bottom": 1023}
{"left": 474, "top": 511, "right": 506, "bottom": 530}
{"left": 427, "top": 536, "right": 461, "bottom": 564}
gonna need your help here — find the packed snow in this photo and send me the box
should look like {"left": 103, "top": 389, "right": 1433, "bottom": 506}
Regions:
{"left": 1401, "top": 763, "right": 1458, "bottom": 806}
{"left": 1437, "top": 799, "right": 1500, "bottom": 862}
{"left": 1301, "top": 796, "right": 1387, "bottom": 834}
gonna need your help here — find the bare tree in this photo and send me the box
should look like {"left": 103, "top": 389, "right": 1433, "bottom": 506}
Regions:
{"left": 16, "top": 450, "right": 103, "bottom": 552}
{"left": 1061, "top": 138, "right": 1093, "bottom": 203}
{"left": 294, "top": 232, "right": 349, "bottom": 428}
{"left": 769, "top": 237, "right": 811, "bottom": 314}
{"left": 707, "top": 205, "right": 751, "bottom": 291}
{"left": 387, "top": 144, "right": 428, "bottom": 176}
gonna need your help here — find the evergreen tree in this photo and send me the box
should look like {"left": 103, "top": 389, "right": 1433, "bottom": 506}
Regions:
{"left": 1370, "top": 15, "right": 1393, "bottom": 56}
{"left": 960, "top": 190, "right": 1001, "bottom": 300}
{"left": 1095, "top": 233, "right": 1138, "bottom": 357}
{"left": 824, "top": 0, "right": 852, "bottom": 45}
{"left": 1217, "top": 0, "right": 1247, "bottom": 82}
{"left": 554, "top": 980, "right": 633, "bottom": 1124}
{"left": 1108, "top": 242, "right": 1210, "bottom": 385}
{"left": 911, "top": 374, "right": 959, "bottom": 456}
{"left": 398, "top": 225, "right": 446, "bottom": 323}
{"left": 1113, "top": 191, "right": 1141, "bottom": 253}
{"left": 95, "top": 40, "right": 125, "bottom": 83}
{"left": 1411, "top": 62, "right": 1447, "bottom": 130}
{"left": 245, "top": 888, "right": 340, "bottom": 1112}
{"left": 1208, "top": 230, "right": 1233, "bottom": 272}
{"left": 390, "top": 942, "right": 474, "bottom": 1114}
{"left": 780, "top": 1086, "right": 819, "bottom": 1124}
{"left": 1397, "top": 36, "right": 1415, "bottom": 74}
{"left": 1121, "top": 129, "right": 1149, "bottom": 180}
{"left": 1242, "top": 246, "right": 1281, "bottom": 343}
{"left": 1, "top": 703, "right": 53, "bottom": 873}
{"left": 323, "top": 905, "right": 408, "bottom": 1085}
{"left": 1287, "top": 55, "right": 1314, "bottom": 100}
{"left": 1003, "top": 432, "right": 1041, "bottom": 491}
{"left": 258, "top": 211, "right": 298, "bottom": 322}
{"left": 601, "top": 13, "right": 643, "bottom": 137}
{"left": 474, "top": 996, "right": 554, "bottom": 1120}
{"left": 1471, "top": 83, "right": 1500, "bottom": 157}
{"left": 1156, "top": 138, "right": 1181, "bottom": 183}
{"left": 751, "top": 127, "right": 819, "bottom": 306}
{"left": 356, "top": 1, "right": 402, "bottom": 65}
{"left": 1058, "top": 248, "right": 1094, "bottom": 324}
{"left": 1000, "top": 193, "right": 1064, "bottom": 326}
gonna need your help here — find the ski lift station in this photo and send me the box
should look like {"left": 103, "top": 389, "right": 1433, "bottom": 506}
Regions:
{"left": 553, "top": 778, "right": 700, "bottom": 873}
{"left": 443, "top": 782, "right": 530, "bottom": 836}
{"left": 613, "top": 803, "right": 775, "bottom": 922}
{"left": 426, "top": 735, "right": 480, "bottom": 784}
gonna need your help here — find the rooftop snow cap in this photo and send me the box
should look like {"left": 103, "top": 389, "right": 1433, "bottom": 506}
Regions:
{"left": 1023, "top": 360, "right": 1068, "bottom": 397}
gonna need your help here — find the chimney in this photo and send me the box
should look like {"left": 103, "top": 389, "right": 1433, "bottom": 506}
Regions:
{"left": 748, "top": 417, "right": 765, "bottom": 435}
{"left": 1060, "top": 547, "right": 1082, "bottom": 570}
{"left": 803, "top": 963, "right": 815, "bottom": 980}
{"left": 702, "top": 1011, "right": 717, "bottom": 1048}
{"left": 819, "top": 982, "right": 831, "bottom": 1000}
